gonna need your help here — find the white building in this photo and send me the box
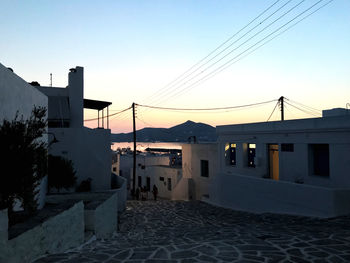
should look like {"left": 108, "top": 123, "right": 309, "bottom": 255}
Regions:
{"left": 182, "top": 143, "right": 217, "bottom": 201}
{"left": 35, "top": 67, "right": 112, "bottom": 191}
{"left": 0, "top": 63, "right": 48, "bottom": 209}
{"left": 131, "top": 144, "right": 217, "bottom": 201}
{"left": 118, "top": 153, "right": 171, "bottom": 190}
{"left": 209, "top": 109, "right": 350, "bottom": 218}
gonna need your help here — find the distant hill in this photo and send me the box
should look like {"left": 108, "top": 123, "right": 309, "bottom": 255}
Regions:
{"left": 111, "top": 120, "right": 217, "bottom": 142}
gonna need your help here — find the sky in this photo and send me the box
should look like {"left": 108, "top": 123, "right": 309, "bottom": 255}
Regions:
{"left": 1, "top": 0, "right": 349, "bottom": 133}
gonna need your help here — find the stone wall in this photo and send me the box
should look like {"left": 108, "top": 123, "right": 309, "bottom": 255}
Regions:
{"left": 0, "top": 202, "right": 84, "bottom": 263}
{"left": 115, "top": 176, "right": 127, "bottom": 212}
{"left": 211, "top": 173, "right": 350, "bottom": 218}
{"left": 47, "top": 192, "right": 119, "bottom": 239}
{"left": 85, "top": 192, "right": 118, "bottom": 239}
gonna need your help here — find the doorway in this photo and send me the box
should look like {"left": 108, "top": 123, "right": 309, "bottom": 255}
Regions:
{"left": 146, "top": 177, "right": 151, "bottom": 191}
{"left": 268, "top": 144, "right": 279, "bottom": 180}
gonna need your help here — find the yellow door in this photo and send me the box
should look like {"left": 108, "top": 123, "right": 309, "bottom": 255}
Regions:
{"left": 269, "top": 144, "right": 279, "bottom": 180}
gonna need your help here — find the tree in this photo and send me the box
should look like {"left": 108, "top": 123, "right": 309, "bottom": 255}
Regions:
{"left": 0, "top": 106, "right": 48, "bottom": 214}
{"left": 48, "top": 155, "right": 77, "bottom": 192}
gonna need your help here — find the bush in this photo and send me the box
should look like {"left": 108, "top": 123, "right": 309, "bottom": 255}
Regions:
{"left": 0, "top": 106, "right": 47, "bottom": 214}
{"left": 48, "top": 155, "right": 77, "bottom": 192}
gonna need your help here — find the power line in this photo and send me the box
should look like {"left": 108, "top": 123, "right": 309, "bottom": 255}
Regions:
{"left": 141, "top": 0, "right": 283, "bottom": 105}
{"left": 136, "top": 99, "right": 277, "bottom": 111}
{"left": 204, "top": 0, "right": 334, "bottom": 84}
{"left": 84, "top": 106, "right": 132, "bottom": 122}
{"left": 266, "top": 101, "right": 280, "bottom": 122}
{"left": 284, "top": 101, "right": 321, "bottom": 117}
{"left": 148, "top": 0, "right": 306, "bottom": 107}
{"left": 285, "top": 97, "right": 321, "bottom": 113}
{"left": 157, "top": 0, "right": 329, "bottom": 103}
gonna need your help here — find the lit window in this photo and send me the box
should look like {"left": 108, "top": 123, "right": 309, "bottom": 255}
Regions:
{"left": 225, "top": 143, "right": 237, "bottom": 166}
{"left": 248, "top": 144, "right": 256, "bottom": 167}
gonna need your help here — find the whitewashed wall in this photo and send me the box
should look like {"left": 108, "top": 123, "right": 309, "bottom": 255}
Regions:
{"left": 182, "top": 143, "right": 218, "bottom": 200}
{"left": 212, "top": 115, "right": 350, "bottom": 217}
{"left": 0, "top": 63, "right": 48, "bottom": 210}
{"left": 134, "top": 165, "right": 184, "bottom": 200}
{"left": 120, "top": 154, "right": 170, "bottom": 189}
{"left": 49, "top": 127, "right": 111, "bottom": 191}
{"left": 0, "top": 202, "right": 84, "bottom": 263}
{"left": 0, "top": 63, "right": 47, "bottom": 121}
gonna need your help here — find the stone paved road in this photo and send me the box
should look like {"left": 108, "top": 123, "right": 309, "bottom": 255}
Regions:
{"left": 34, "top": 200, "right": 350, "bottom": 263}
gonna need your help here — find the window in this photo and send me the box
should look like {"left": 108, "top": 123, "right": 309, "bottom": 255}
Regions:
{"left": 281, "top": 144, "right": 294, "bottom": 152}
{"left": 200, "top": 160, "right": 209, "bottom": 177}
{"left": 309, "top": 144, "right": 329, "bottom": 176}
{"left": 167, "top": 178, "right": 172, "bottom": 191}
{"left": 225, "top": 143, "right": 236, "bottom": 166}
{"left": 159, "top": 176, "right": 164, "bottom": 181}
{"left": 248, "top": 143, "right": 256, "bottom": 168}
{"left": 112, "top": 167, "right": 116, "bottom": 172}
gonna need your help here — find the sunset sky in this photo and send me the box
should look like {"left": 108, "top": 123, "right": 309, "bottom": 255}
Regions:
{"left": 1, "top": 0, "right": 349, "bottom": 133}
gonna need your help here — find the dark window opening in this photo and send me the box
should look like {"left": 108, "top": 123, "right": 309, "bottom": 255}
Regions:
{"left": 310, "top": 144, "right": 329, "bottom": 176}
{"left": 159, "top": 176, "right": 164, "bottom": 181}
{"left": 167, "top": 178, "right": 172, "bottom": 191}
{"left": 225, "top": 143, "right": 236, "bottom": 166}
{"left": 112, "top": 167, "right": 116, "bottom": 172}
{"left": 248, "top": 144, "right": 256, "bottom": 168}
{"left": 201, "top": 160, "right": 209, "bottom": 177}
{"left": 281, "top": 144, "right": 294, "bottom": 152}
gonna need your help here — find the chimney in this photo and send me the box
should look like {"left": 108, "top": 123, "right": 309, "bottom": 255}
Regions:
{"left": 68, "top": 66, "right": 84, "bottom": 128}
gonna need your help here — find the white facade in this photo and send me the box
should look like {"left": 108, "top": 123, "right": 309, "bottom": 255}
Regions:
{"left": 134, "top": 165, "right": 186, "bottom": 200}
{"left": 0, "top": 63, "right": 48, "bottom": 209}
{"left": 119, "top": 154, "right": 170, "bottom": 189}
{"left": 210, "top": 112, "right": 350, "bottom": 218}
{"left": 182, "top": 143, "right": 217, "bottom": 201}
{"left": 36, "top": 67, "right": 112, "bottom": 191}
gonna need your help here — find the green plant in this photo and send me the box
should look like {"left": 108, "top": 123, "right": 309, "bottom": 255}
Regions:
{"left": 48, "top": 155, "right": 77, "bottom": 192}
{"left": 0, "top": 106, "right": 48, "bottom": 214}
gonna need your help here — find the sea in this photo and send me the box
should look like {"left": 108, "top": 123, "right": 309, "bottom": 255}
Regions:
{"left": 111, "top": 142, "right": 183, "bottom": 152}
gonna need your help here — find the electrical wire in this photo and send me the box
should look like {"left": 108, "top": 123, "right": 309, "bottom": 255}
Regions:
{"left": 84, "top": 106, "right": 132, "bottom": 122}
{"left": 141, "top": 0, "right": 283, "bottom": 105}
{"left": 201, "top": 0, "right": 334, "bottom": 85}
{"left": 148, "top": 0, "right": 306, "bottom": 107}
{"left": 266, "top": 101, "right": 280, "bottom": 122}
{"left": 157, "top": 0, "right": 329, "bottom": 103}
{"left": 285, "top": 97, "right": 322, "bottom": 114}
{"left": 284, "top": 101, "right": 321, "bottom": 117}
{"left": 136, "top": 99, "right": 277, "bottom": 111}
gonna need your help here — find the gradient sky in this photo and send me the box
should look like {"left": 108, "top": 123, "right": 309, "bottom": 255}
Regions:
{"left": 1, "top": 0, "right": 349, "bottom": 133}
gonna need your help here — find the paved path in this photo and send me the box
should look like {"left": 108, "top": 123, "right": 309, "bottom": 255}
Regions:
{"left": 35, "top": 200, "right": 350, "bottom": 263}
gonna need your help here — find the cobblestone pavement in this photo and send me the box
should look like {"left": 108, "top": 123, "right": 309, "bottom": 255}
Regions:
{"left": 34, "top": 200, "right": 350, "bottom": 263}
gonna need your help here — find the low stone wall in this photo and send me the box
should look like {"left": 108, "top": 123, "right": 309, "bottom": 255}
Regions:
{"left": 85, "top": 192, "right": 118, "bottom": 239}
{"left": 47, "top": 191, "right": 119, "bottom": 239}
{"left": 115, "top": 176, "right": 127, "bottom": 212}
{"left": 211, "top": 173, "right": 350, "bottom": 218}
{"left": 0, "top": 202, "right": 84, "bottom": 263}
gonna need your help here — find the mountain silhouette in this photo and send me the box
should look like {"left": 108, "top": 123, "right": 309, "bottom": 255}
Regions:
{"left": 111, "top": 120, "right": 217, "bottom": 142}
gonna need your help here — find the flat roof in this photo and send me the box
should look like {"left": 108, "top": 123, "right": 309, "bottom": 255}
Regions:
{"left": 84, "top": 99, "right": 112, "bottom": 110}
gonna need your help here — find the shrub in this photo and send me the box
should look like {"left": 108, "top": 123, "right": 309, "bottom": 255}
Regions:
{"left": 48, "top": 155, "right": 77, "bottom": 192}
{"left": 0, "top": 106, "right": 47, "bottom": 214}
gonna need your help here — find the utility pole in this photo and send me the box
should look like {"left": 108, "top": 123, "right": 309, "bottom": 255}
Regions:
{"left": 132, "top": 103, "right": 136, "bottom": 195}
{"left": 50, "top": 73, "right": 52, "bottom": 87}
{"left": 279, "top": 96, "right": 284, "bottom": 121}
